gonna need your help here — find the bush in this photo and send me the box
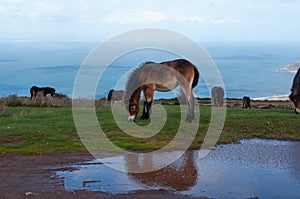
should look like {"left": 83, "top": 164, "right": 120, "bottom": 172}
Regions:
{"left": 0, "top": 94, "right": 72, "bottom": 107}
{"left": 0, "top": 94, "right": 111, "bottom": 108}
{"left": 5, "top": 94, "right": 22, "bottom": 106}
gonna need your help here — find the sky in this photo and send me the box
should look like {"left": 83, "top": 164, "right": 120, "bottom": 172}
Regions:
{"left": 0, "top": 0, "right": 300, "bottom": 42}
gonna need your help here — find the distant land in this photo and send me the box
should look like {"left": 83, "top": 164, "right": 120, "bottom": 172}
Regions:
{"left": 279, "top": 61, "right": 300, "bottom": 73}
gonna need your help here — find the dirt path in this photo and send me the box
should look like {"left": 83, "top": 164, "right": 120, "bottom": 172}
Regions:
{"left": 0, "top": 152, "right": 203, "bottom": 199}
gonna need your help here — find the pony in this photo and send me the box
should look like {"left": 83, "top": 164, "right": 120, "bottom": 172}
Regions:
{"left": 289, "top": 68, "right": 300, "bottom": 113}
{"left": 242, "top": 96, "right": 251, "bottom": 108}
{"left": 211, "top": 87, "right": 224, "bottom": 107}
{"left": 107, "top": 89, "right": 125, "bottom": 102}
{"left": 30, "top": 86, "right": 56, "bottom": 99}
{"left": 125, "top": 59, "right": 199, "bottom": 122}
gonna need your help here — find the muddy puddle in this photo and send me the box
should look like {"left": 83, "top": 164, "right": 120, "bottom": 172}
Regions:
{"left": 55, "top": 139, "right": 300, "bottom": 199}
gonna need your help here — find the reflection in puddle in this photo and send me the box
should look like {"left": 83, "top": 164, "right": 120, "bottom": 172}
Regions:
{"left": 56, "top": 139, "right": 300, "bottom": 199}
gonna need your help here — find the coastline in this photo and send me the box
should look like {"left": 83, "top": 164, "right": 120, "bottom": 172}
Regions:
{"left": 254, "top": 95, "right": 290, "bottom": 101}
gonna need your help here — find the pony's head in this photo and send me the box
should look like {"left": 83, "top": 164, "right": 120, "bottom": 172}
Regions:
{"left": 124, "top": 87, "right": 141, "bottom": 122}
{"left": 125, "top": 64, "right": 146, "bottom": 122}
{"left": 290, "top": 68, "right": 300, "bottom": 114}
{"left": 289, "top": 90, "right": 300, "bottom": 114}
{"left": 127, "top": 98, "right": 139, "bottom": 122}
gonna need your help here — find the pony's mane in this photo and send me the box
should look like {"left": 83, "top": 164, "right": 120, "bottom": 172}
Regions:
{"left": 124, "top": 61, "right": 156, "bottom": 107}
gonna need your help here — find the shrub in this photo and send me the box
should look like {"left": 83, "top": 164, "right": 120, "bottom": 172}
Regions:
{"left": 0, "top": 93, "right": 110, "bottom": 108}
{"left": 5, "top": 94, "right": 22, "bottom": 107}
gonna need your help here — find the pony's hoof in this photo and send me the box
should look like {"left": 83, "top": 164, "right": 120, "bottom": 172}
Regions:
{"left": 140, "top": 114, "right": 149, "bottom": 120}
{"left": 185, "top": 114, "right": 194, "bottom": 123}
{"left": 185, "top": 117, "right": 193, "bottom": 123}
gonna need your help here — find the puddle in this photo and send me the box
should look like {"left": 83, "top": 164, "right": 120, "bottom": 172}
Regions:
{"left": 55, "top": 139, "right": 300, "bottom": 199}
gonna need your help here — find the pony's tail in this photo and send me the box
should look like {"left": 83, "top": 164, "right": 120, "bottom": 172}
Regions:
{"left": 192, "top": 66, "right": 199, "bottom": 88}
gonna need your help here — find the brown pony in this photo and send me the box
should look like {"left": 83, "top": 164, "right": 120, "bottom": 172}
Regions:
{"left": 125, "top": 59, "right": 199, "bottom": 122}
{"left": 289, "top": 68, "right": 300, "bottom": 113}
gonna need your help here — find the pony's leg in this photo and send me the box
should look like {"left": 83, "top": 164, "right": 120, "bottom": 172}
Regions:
{"left": 140, "top": 100, "right": 152, "bottom": 120}
{"left": 30, "top": 90, "right": 35, "bottom": 99}
{"left": 140, "top": 88, "right": 154, "bottom": 120}
{"left": 186, "top": 93, "right": 195, "bottom": 122}
{"left": 183, "top": 88, "right": 195, "bottom": 123}
{"left": 178, "top": 73, "right": 195, "bottom": 122}
{"left": 32, "top": 91, "right": 37, "bottom": 99}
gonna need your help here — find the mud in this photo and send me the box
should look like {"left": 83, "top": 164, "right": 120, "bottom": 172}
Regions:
{"left": 0, "top": 152, "right": 202, "bottom": 199}
{"left": 1, "top": 139, "right": 300, "bottom": 199}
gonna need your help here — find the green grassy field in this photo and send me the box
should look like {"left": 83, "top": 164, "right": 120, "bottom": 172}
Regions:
{"left": 0, "top": 104, "right": 299, "bottom": 156}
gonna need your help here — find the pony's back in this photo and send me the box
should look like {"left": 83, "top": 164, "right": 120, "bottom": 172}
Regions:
{"left": 160, "top": 59, "right": 199, "bottom": 88}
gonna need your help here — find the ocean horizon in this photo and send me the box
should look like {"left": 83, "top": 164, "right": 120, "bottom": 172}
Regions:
{"left": 0, "top": 41, "right": 299, "bottom": 100}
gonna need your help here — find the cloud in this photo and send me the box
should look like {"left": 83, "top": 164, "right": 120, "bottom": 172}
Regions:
{"left": 13, "top": 9, "right": 38, "bottom": 19}
{"left": 211, "top": 17, "right": 239, "bottom": 24}
{"left": 280, "top": 0, "right": 299, "bottom": 3}
{"left": 181, "top": 16, "right": 206, "bottom": 23}
{"left": 142, "top": 12, "right": 166, "bottom": 21}
{"left": 1, "top": 1, "right": 239, "bottom": 25}
{"left": 3, "top": 1, "right": 70, "bottom": 22}
{"left": 180, "top": 16, "right": 239, "bottom": 24}
{"left": 209, "top": 0, "right": 236, "bottom": 7}
{"left": 0, "top": 0, "right": 298, "bottom": 42}
{"left": 107, "top": 11, "right": 166, "bottom": 24}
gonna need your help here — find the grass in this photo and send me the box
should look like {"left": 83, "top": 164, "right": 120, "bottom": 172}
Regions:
{"left": 0, "top": 107, "right": 84, "bottom": 156}
{"left": 221, "top": 108, "right": 300, "bottom": 142}
{"left": 0, "top": 102, "right": 300, "bottom": 156}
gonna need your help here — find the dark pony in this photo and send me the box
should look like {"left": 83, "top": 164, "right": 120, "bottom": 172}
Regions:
{"left": 30, "top": 86, "right": 56, "bottom": 99}
{"left": 125, "top": 59, "right": 199, "bottom": 122}
{"left": 242, "top": 96, "right": 251, "bottom": 108}
{"left": 289, "top": 68, "right": 300, "bottom": 113}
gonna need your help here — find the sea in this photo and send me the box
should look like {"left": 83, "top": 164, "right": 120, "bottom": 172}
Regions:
{"left": 0, "top": 41, "right": 299, "bottom": 100}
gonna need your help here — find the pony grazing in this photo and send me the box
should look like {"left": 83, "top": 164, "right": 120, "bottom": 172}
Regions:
{"left": 211, "top": 87, "right": 224, "bottom": 107}
{"left": 289, "top": 68, "right": 300, "bottom": 114}
{"left": 125, "top": 59, "right": 199, "bottom": 122}
{"left": 30, "top": 86, "right": 56, "bottom": 99}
